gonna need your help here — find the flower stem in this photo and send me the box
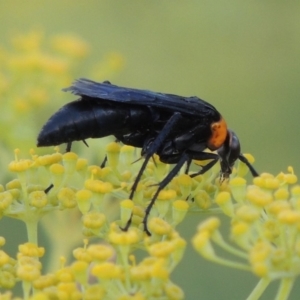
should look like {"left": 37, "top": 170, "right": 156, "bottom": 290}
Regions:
{"left": 275, "top": 278, "right": 294, "bottom": 300}
{"left": 246, "top": 277, "right": 271, "bottom": 300}
{"left": 25, "top": 219, "right": 38, "bottom": 244}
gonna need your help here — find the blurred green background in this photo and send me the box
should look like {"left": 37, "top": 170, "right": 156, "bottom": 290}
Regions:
{"left": 0, "top": 0, "right": 299, "bottom": 298}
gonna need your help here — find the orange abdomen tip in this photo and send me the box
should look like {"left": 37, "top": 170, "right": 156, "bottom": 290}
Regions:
{"left": 207, "top": 117, "right": 228, "bottom": 150}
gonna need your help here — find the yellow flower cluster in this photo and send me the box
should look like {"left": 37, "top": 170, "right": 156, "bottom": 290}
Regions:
{"left": 0, "top": 145, "right": 196, "bottom": 299}
{"left": 0, "top": 31, "right": 124, "bottom": 181}
{"left": 193, "top": 168, "right": 300, "bottom": 299}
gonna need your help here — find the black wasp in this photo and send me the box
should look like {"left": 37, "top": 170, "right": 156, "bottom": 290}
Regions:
{"left": 37, "top": 78, "right": 259, "bottom": 235}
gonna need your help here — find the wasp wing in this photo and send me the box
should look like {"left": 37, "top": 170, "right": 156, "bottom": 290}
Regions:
{"left": 63, "top": 78, "right": 220, "bottom": 118}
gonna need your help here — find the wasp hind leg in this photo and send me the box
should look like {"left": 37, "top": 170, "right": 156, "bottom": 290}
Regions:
{"left": 120, "top": 112, "right": 183, "bottom": 232}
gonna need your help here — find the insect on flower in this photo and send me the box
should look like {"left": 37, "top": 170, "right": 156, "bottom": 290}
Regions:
{"left": 37, "top": 78, "right": 259, "bottom": 235}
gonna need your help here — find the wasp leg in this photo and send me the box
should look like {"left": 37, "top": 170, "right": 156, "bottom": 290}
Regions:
{"left": 82, "top": 140, "right": 89, "bottom": 147}
{"left": 66, "top": 142, "right": 72, "bottom": 152}
{"left": 100, "top": 155, "right": 107, "bottom": 168}
{"left": 129, "top": 112, "right": 182, "bottom": 199}
{"left": 44, "top": 183, "right": 54, "bottom": 194}
{"left": 188, "top": 152, "right": 220, "bottom": 178}
{"left": 143, "top": 152, "right": 189, "bottom": 235}
{"left": 184, "top": 157, "right": 193, "bottom": 174}
{"left": 238, "top": 154, "right": 259, "bottom": 177}
{"left": 121, "top": 113, "right": 182, "bottom": 232}
{"left": 190, "top": 158, "right": 219, "bottom": 178}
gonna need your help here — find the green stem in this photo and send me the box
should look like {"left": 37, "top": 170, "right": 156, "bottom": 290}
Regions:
{"left": 246, "top": 277, "right": 271, "bottom": 300}
{"left": 22, "top": 280, "right": 32, "bottom": 300}
{"left": 25, "top": 219, "right": 38, "bottom": 244}
{"left": 275, "top": 278, "right": 294, "bottom": 300}
{"left": 212, "top": 231, "right": 248, "bottom": 259}
{"left": 209, "top": 255, "right": 251, "bottom": 271}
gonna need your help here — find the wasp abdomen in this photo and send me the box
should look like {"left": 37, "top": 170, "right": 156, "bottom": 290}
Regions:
{"left": 37, "top": 98, "right": 151, "bottom": 147}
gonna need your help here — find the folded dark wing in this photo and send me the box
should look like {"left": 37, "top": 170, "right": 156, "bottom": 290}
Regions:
{"left": 63, "top": 78, "right": 220, "bottom": 118}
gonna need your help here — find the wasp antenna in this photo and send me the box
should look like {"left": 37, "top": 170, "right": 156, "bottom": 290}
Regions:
{"left": 238, "top": 154, "right": 259, "bottom": 177}
{"left": 82, "top": 140, "right": 89, "bottom": 147}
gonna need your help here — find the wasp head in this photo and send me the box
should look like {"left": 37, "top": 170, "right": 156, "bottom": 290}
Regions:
{"left": 217, "top": 130, "right": 241, "bottom": 180}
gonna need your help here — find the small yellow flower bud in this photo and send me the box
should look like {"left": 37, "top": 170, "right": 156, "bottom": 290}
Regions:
{"left": 37, "top": 153, "right": 62, "bottom": 166}
{"left": 76, "top": 158, "right": 88, "bottom": 171}
{"left": 71, "top": 261, "right": 88, "bottom": 284}
{"left": 18, "top": 243, "right": 45, "bottom": 257}
{"left": 62, "top": 151, "right": 78, "bottom": 161}
{"left": 197, "top": 217, "right": 220, "bottom": 233}
{"left": 8, "top": 159, "right": 32, "bottom": 172}
{"left": 49, "top": 163, "right": 65, "bottom": 175}
{"left": 192, "top": 231, "right": 215, "bottom": 259}
{"left": 148, "top": 241, "right": 175, "bottom": 258}
{"left": 119, "top": 145, "right": 135, "bottom": 165}
{"left": 215, "top": 192, "right": 234, "bottom": 216}
{"left": 63, "top": 152, "right": 78, "bottom": 175}
{"left": 148, "top": 218, "right": 172, "bottom": 236}
{"left": 83, "top": 285, "right": 106, "bottom": 300}
{"left": 76, "top": 189, "right": 92, "bottom": 214}
{"left": 82, "top": 212, "right": 106, "bottom": 230}
{"left": 0, "top": 237, "right": 6, "bottom": 246}
{"left": 29, "top": 191, "right": 48, "bottom": 208}
{"left": 235, "top": 206, "right": 260, "bottom": 223}
{"left": 151, "top": 259, "right": 169, "bottom": 281}
{"left": 87, "top": 244, "right": 114, "bottom": 261}
{"left": 172, "top": 200, "right": 189, "bottom": 225}
{"left": 247, "top": 187, "right": 273, "bottom": 207}
{"left": 229, "top": 177, "right": 247, "bottom": 202}
{"left": 0, "top": 271, "right": 16, "bottom": 289}
{"left": 0, "top": 192, "right": 13, "bottom": 211}
{"left": 164, "top": 283, "right": 185, "bottom": 300}
{"left": 120, "top": 199, "right": 134, "bottom": 227}
{"left": 237, "top": 154, "right": 254, "bottom": 177}
{"left": 73, "top": 247, "right": 92, "bottom": 263}
{"left": 262, "top": 220, "right": 280, "bottom": 241}
{"left": 231, "top": 221, "right": 249, "bottom": 236}
{"left": 252, "top": 262, "right": 268, "bottom": 277}
{"left": 58, "top": 188, "right": 77, "bottom": 209}
{"left": 109, "top": 228, "right": 140, "bottom": 245}
{"left": 267, "top": 200, "right": 290, "bottom": 216}
{"left": 56, "top": 268, "right": 74, "bottom": 283}
{"left": 176, "top": 174, "right": 192, "bottom": 198}
{"left": 57, "top": 282, "right": 82, "bottom": 299}
{"left": 274, "top": 188, "right": 289, "bottom": 200}
{"left": 156, "top": 189, "right": 176, "bottom": 217}
{"left": 5, "top": 179, "right": 21, "bottom": 190}
{"left": 106, "top": 142, "right": 121, "bottom": 168}
{"left": 33, "top": 274, "right": 56, "bottom": 290}
{"left": 84, "top": 179, "right": 113, "bottom": 194}
{"left": 278, "top": 210, "right": 300, "bottom": 224}
{"left": 285, "top": 173, "right": 297, "bottom": 185}
{"left": 194, "top": 190, "right": 212, "bottom": 210}
{"left": 17, "top": 264, "right": 41, "bottom": 281}
{"left": 51, "top": 34, "right": 89, "bottom": 58}
{"left": 0, "top": 250, "right": 10, "bottom": 266}
{"left": 91, "top": 262, "right": 123, "bottom": 280}
{"left": 157, "top": 190, "right": 176, "bottom": 201}
{"left": 291, "top": 186, "right": 300, "bottom": 196}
